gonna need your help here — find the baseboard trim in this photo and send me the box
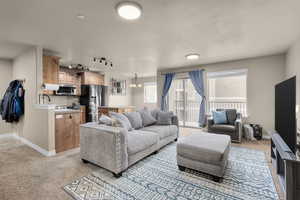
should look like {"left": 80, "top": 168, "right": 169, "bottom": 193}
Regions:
{"left": 0, "top": 133, "right": 56, "bottom": 156}
{"left": 17, "top": 136, "right": 56, "bottom": 156}
{"left": 0, "top": 133, "right": 17, "bottom": 138}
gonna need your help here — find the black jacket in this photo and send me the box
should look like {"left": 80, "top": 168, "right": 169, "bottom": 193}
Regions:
{"left": 0, "top": 80, "right": 24, "bottom": 122}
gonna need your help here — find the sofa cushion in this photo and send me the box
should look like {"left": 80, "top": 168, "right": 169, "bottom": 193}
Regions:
{"left": 109, "top": 112, "right": 133, "bottom": 131}
{"left": 124, "top": 111, "right": 143, "bottom": 129}
{"left": 210, "top": 124, "right": 236, "bottom": 133}
{"left": 157, "top": 111, "right": 173, "bottom": 125}
{"left": 150, "top": 108, "right": 160, "bottom": 120}
{"left": 127, "top": 130, "right": 159, "bottom": 155}
{"left": 141, "top": 125, "right": 178, "bottom": 139}
{"left": 177, "top": 132, "right": 231, "bottom": 165}
{"left": 138, "top": 107, "right": 157, "bottom": 127}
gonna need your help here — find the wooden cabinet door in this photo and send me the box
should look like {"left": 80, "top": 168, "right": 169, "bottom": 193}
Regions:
{"left": 71, "top": 113, "right": 81, "bottom": 148}
{"left": 81, "top": 72, "right": 105, "bottom": 85}
{"left": 55, "top": 114, "right": 73, "bottom": 153}
{"left": 58, "top": 72, "right": 66, "bottom": 84}
{"left": 43, "top": 55, "right": 59, "bottom": 84}
{"left": 55, "top": 113, "right": 80, "bottom": 153}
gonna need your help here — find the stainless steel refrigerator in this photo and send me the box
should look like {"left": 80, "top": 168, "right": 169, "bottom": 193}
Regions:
{"left": 80, "top": 85, "right": 108, "bottom": 122}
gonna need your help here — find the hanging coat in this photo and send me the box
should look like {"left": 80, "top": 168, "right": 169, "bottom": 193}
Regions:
{"left": 0, "top": 80, "right": 24, "bottom": 122}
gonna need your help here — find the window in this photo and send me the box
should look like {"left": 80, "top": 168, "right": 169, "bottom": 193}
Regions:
{"left": 207, "top": 69, "right": 248, "bottom": 116}
{"left": 144, "top": 82, "right": 157, "bottom": 103}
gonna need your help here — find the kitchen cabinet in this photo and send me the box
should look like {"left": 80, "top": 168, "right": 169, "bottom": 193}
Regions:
{"left": 81, "top": 71, "right": 105, "bottom": 85}
{"left": 55, "top": 112, "right": 80, "bottom": 153}
{"left": 43, "top": 55, "right": 60, "bottom": 84}
{"left": 59, "top": 68, "right": 82, "bottom": 96}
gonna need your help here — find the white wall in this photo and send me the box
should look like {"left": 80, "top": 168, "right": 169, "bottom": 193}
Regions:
{"left": 131, "top": 76, "right": 157, "bottom": 110}
{"left": 104, "top": 72, "right": 132, "bottom": 107}
{"left": 286, "top": 38, "right": 300, "bottom": 129}
{"left": 12, "top": 47, "right": 51, "bottom": 151}
{"left": 0, "top": 59, "right": 13, "bottom": 134}
{"left": 211, "top": 75, "right": 247, "bottom": 100}
{"left": 158, "top": 54, "right": 286, "bottom": 134}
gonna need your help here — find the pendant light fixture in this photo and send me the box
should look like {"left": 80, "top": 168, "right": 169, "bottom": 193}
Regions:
{"left": 129, "top": 73, "right": 142, "bottom": 88}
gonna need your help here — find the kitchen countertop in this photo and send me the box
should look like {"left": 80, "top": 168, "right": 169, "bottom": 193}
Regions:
{"left": 99, "top": 106, "right": 135, "bottom": 109}
{"left": 54, "top": 109, "right": 81, "bottom": 114}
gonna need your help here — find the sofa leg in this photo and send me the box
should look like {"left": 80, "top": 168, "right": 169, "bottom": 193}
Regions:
{"left": 178, "top": 165, "right": 185, "bottom": 171}
{"left": 152, "top": 150, "right": 158, "bottom": 155}
{"left": 82, "top": 159, "right": 89, "bottom": 164}
{"left": 113, "top": 172, "right": 122, "bottom": 178}
{"left": 212, "top": 176, "right": 222, "bottom": 183}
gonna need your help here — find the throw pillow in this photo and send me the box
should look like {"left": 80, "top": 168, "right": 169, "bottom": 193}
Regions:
{"left": 150, "top": 108, "right": 160, "bottom": 120}
{"left": 109, "top": 112, "right": 133, "bottom": 131}
{"left": 138, "top": 107, "right": 157, "bottom": 127}
{"left": 226, "top": 109, "right": 237, "bottom": 125}
{"left": 156, "top": 111, "right": 173, "bottom": 125}
{"left": 98, "top": 114, "right": 113, "bottom": 125}
{"left": 124, "top": 111, "right": 143, "bottom": 129}
{"left": 212, "top": 110, "right": 227, "bottom": 124}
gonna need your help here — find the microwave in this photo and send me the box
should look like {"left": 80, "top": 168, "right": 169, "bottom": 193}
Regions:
{"left": 55, "top": 84, "right": 77, "bottom": 96}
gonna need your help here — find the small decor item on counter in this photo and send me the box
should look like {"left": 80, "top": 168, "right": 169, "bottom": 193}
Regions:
{"left": 0, "top": 80, "right": 25, "bottom": 123}
{"left": 111, "top": 78, "right": 126, "bottom": 96}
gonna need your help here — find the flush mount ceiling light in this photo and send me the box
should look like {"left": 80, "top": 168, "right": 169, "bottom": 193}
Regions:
{"left": 116, "top": 1, "right": 142, "bottom": 20}
{"left": 185, "top": 53, "right": 200, "bottom": 60}
{"left": 76, "top": 14, "right": 86, "bottom": 20}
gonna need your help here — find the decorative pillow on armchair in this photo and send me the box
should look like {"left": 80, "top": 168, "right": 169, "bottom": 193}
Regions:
{"left": 156, "top": 111, "right": 173, "bottom": 125}
{"left": 212, "top": 110, "right": 228, "bottom": 124}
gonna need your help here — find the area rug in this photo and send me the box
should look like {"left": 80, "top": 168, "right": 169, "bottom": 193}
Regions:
{"left": 64, "top": 144, "right": 278, "bottom": 200}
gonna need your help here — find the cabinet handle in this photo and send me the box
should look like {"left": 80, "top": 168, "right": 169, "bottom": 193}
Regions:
{"left": 69, "top": 115, "right": 72, "bottom": 119}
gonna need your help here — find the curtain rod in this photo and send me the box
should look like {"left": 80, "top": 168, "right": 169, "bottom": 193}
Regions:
{"left": 160, "top": 69, "right": 205, "bottom": 76}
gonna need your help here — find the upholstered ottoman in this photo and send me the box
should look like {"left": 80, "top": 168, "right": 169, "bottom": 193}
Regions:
{"left": 177, "top": 132, "right": 231, "bottom": 182}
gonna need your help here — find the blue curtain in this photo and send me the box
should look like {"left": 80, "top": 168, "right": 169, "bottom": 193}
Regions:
{"left": 188, "top": 70, "right": 206, "bottom": 127}
{"left": 161, "top": 73, "right": 175, "bottom": 111}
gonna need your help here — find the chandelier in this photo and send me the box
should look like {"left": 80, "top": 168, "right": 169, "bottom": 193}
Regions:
{"left": 129, "top": 73, "right": 142, "bottom": 88}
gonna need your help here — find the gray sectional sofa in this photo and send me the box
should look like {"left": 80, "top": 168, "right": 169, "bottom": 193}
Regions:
{"left": 80, "top": 110, "right": 179, "bottom": 177}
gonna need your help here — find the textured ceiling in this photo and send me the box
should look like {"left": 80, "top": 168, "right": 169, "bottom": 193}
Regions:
{"left": 0, "top": 0, "right": 300, "bottom": 76}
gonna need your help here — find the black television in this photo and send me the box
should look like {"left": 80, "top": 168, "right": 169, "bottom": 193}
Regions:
{"left": 275, "top": 76, "right": 297, "bottom": 153}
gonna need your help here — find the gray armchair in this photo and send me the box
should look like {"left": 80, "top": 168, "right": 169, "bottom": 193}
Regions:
{"left": 207, "top": 109, "right": 242, "bottom": 143}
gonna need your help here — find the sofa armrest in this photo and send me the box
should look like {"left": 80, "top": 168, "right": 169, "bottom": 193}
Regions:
{"left": 234, "top": 118, "right": 242, "bottom": 142}
{"left": 80, "top": 123, "right": 128, "bottom": 174}
{"left": 171, "top": 115, "right": 179, "bottom": 127}
{"left": 207, "top": 116, "right": 214, "bottom": 130}
{"left": 171, "top": 115, "right": 179, "bottom": 138}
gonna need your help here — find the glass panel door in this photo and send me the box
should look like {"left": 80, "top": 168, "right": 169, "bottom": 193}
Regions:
{"left": 168, "top": 78, "right": 201, "bottom": 127}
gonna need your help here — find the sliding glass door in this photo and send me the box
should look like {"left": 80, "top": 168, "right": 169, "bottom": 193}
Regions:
{"left": 168, "top": 78, "right": 201, "bottom": 127}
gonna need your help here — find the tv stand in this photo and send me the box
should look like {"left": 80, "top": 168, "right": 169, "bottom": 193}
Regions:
{"left": 271, "top": 132, "right": 300, "bottom": 200}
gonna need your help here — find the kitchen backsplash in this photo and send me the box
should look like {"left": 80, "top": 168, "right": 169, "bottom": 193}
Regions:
{"left": 45, "top": 96, "right": 79, "bottom": 106}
